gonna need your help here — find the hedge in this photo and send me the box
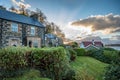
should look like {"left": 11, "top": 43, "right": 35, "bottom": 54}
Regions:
{"left": 0, "top": 47, "right": 70, "bottom": 80}
{"left": 74, "top": 48, "right": 86, "bottom": 56}
{"left": 0, "top": 47, "right": 33, "bottom": 78}
{"left": 31, "top": 47, "right": 70, "bottom": 80}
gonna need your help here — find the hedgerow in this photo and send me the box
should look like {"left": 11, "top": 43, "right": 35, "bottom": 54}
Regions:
{"left": 0, "top": 47, "right": 70, "bottom": 80}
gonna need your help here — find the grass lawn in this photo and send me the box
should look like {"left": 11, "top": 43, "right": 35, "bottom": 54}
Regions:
{"left": 70, "top": 56, "right": 109, "bottom": 80}
{"left": 3, "top": 69, "right": 51, "bottom": 80}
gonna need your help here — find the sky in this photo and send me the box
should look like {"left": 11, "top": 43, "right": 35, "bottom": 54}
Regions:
{"left": 0, "top": 0, "right": 120, "bottom": 42}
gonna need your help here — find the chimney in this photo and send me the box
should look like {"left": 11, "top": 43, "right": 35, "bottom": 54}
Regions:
{"left": 30, "top": 13, "right": 38, "bottom": 21}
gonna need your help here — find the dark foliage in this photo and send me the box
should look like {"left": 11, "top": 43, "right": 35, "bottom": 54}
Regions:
{"left": 87, "top": 48, "right": 120, "bottom": 64}
{"left": 74, "top": 48, "right": 86, "bottom": 56}
{"left": 0, "top": 47, "right": 70, "bottom": 80}
{"left": 104, "top": 58, "right": 120, "bottom": 80}
{"left": 67, "top": 49, "right": 77, "bottom": 61}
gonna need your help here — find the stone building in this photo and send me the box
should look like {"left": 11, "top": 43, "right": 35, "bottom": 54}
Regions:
{"left": 0, "top": 9, "right": 45, "bottom": 48}
{"left": 45, "top": 33, "right": 63, "bottom": 47}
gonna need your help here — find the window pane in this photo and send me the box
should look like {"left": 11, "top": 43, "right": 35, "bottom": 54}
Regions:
{"left": 31, "top": 27, "right": 35, "bottom": 35}
{"left": 12, "top": 23, "right": 18, "bottom": 32}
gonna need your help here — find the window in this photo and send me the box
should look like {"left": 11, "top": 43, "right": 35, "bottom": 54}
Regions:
{"left": 11, "top": 23, "right": 18, "bottom": 32}
{"left": 31, "top": 27, "right": 35, "bottom": 35}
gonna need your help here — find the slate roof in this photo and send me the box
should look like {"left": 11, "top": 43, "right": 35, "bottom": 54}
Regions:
{"left": 45, "top": 33, "right": 56, "bottom": 39}
{"left": 0, "top": 9, "right": 44, "bottom": 28}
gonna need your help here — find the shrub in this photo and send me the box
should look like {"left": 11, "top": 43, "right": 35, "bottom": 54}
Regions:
{"left": 67, "top": 49, "right": 77, "bottom": 61}
{"left": 87, "top": 49, "right": 120, "bottom": 64}
{"left": 31, "top": 47, "right": 70, "bottom": 80}
{"left": 104, "top": 58, "right": 120, "bottom": 80}
{"left": 104, "top": 47, "right": 116, "bottom": 51}
{"left": 74, "top": 48, "right": 86, "bottom": 56}
{"left": 103, "top": 50, "right": 119, "bottom": 61}
{"left": 88, "top": 49, "right": 108, "bottom": 63}
{"left": 0, "top": 47, "right": 71, "bottom": 80}
{"left": 63, "top": 69, "right": 75, "bottom": 80}
{"left": 0, "top": 47, "right": 32, "bottom": 78}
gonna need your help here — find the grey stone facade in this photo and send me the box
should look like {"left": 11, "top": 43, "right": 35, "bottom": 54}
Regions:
{"left": 0, "top": 19, "right": 45, "bottom": 48}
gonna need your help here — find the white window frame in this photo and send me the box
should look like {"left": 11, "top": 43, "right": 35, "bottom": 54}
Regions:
{"left": 11, "top": 23, "right": 18, "bottom": 32}
{"left": 31, "top": 27, "right": 35, "bottom": 35}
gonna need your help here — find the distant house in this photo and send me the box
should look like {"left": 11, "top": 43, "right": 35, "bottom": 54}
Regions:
{"left": 0, "top": 10, "right": 45, "bottom": 48}
{"left": 79, "top": 40, "right": 104, "bottom": 50}
{"left": 45, "top": 33, "right": 63, "bottom": 47}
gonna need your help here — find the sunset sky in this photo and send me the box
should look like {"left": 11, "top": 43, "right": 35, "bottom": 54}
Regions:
{"left": 0, "top": 0, "right": 120, "bottom": 42}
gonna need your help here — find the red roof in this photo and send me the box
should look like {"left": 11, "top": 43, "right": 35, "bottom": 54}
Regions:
{"left": 82, "top": 41, "right": 103, "bottom": 47}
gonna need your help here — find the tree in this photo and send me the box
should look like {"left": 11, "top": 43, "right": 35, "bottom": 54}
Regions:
{"left": 9, "top": 6, "right": 17, "bottom": 13}
{"left": 35, "top": 8, "right": 47, "bottom": 23}
{"left": 71, "top": 42, "right": 78, "bottom": 48}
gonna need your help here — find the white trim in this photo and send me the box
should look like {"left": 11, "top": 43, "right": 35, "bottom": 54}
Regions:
{"left": 85, "top": 44, "right": 99, "bottom": 49}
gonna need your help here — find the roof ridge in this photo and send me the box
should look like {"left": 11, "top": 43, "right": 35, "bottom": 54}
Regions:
{"left": 0, "top": 9, "right": 44, "bottom": 27}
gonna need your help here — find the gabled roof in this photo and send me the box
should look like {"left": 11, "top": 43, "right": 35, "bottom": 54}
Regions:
{"left": 82, "top": 41, "right": 92, "bottom": 47}
{"left": 0, "top": 9, "right": 44, "bottom": 28}
{"left": 82, "top": 41, "right": 103, "bottom": 47}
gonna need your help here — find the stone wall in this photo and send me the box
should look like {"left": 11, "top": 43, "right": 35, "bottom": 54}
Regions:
{"left": 0, "top": 19, "right": 45, "bottom": 48}
{"left": 0, "top": 20, "right": 22, "bottom": 47}
{"left": 38, "top": 27, "right": 45, "bottom": 46}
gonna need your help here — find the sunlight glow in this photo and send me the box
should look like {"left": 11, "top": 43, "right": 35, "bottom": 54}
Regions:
{"left": 68, "top": 23, "right": 92, "bottom": 36}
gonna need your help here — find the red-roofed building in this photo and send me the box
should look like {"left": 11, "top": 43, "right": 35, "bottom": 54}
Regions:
{"left": 79, "top": 40, "right": 104, "bottom": 50}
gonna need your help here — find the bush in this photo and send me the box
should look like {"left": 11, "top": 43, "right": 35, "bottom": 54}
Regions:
{"left": 31, "top": 47, "right": 70, "bottom": 80}
{"left": 87, "top": 48, "right": 120, "bottom": 64}
{"left": 104, "top": 58, "right": 120, "bottom": 80}
{"left": 88, "top": 49, "right": 109, "bottom": 63}
{"left": 0, "top": 47, "right": 71, "bottom": 80}
{"left": 67, "top": 49, "right": 77, "bottom": 61}
{"left": 63, "top": 69, "right": 75, "bottom": 80}
{"left": 103, "top": 50, "right": 119, "bottom": 61}
{"left": 0, "top": 47, "right": 32, "bottom": 78}
{"left": 74, "top": 48, "right": 86, "bottom": 56}
{"left": 104, "top": 47, "right": 116, "bottom": 51}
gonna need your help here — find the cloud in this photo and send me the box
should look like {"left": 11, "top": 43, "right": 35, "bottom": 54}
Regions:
{"left": 71, "top": 14, "right": 120, "bottom": 34}
{"left": 11, "top": 0, "right": 31, "bottom": 9}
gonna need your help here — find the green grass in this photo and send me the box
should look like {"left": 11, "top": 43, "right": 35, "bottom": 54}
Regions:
{"left": 70, "top": 56, "right": 109, "bottom": 80}
{"left": 4, "top": 69, "right": 51, "bottom": 80}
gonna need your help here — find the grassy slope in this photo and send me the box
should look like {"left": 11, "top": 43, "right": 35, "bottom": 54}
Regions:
{"left": 4, "top": 57, "right": 108, "bottom": 80}
{"left": 70, "top": 56, "right": 108, "bottom": 80}
{"left": 4, "top": 69, "right": 51, "bottom": 80}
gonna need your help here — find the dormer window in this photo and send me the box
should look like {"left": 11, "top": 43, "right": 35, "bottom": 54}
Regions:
{"left": 11, "top": 23, "right": 18, "bottom": 32}
{"left": 31, "top": 27, "right": 35, "bottom": 35}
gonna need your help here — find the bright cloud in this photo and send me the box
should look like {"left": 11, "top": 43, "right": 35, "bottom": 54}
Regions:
{"left": 11, "top": 0, "right": 31, "bottom": 9}
{"left": 71, "top": 14, "right": 120, "bottom": 34}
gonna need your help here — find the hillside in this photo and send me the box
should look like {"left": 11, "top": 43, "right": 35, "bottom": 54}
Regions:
{"left": 70, "top": 56, "right": 108, "bottom": 80}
